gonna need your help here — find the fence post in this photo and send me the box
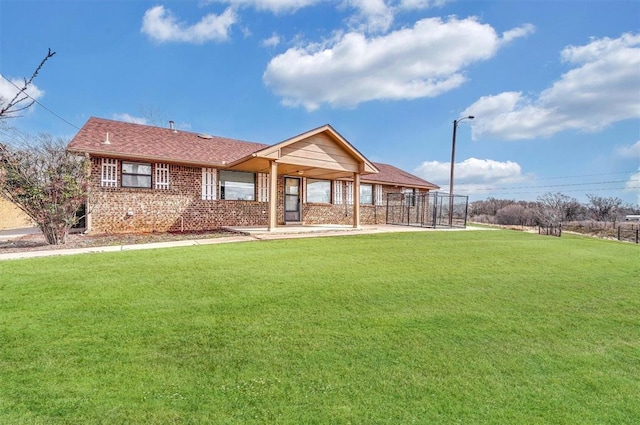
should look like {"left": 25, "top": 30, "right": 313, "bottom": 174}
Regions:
{"left": 636, "top": 228, "right": 639, "bottom": 244}
{"left": 617, "top": 226, "right": 621, "bottom": 241}
{"left": 463, "top": 196, "right": 469, "bottom": 228}
{"left": 385, "top": 193, "right": 389, "bottom": 224}
{"left": 433, "top": 194, "right": 438, "bottom": 227}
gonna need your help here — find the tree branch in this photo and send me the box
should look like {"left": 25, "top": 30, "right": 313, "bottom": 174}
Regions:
{"left": 0, "top": 48, "right": 56, "bottom": 119}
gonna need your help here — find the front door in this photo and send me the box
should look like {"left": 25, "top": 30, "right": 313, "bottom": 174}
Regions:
{"left": 284, "top": 177, "right": 301, "bottom": 222}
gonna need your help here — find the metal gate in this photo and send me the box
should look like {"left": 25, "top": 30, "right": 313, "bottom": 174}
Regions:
{"left": 386, "top": 191, "right": 469, "bottom": 228}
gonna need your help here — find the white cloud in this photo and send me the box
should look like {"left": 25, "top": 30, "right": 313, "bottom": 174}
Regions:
{"left": 210, "top": 0, "right": 447, "bottom": 15}
{"left": 207, "top": 0, "right": 450, "bottom": 34}
{"left": 112, "top": 113, "right": 149, "bottom": 125}
{"left": 398, "top": 0, "right": 450, "bottom": 9}
{"left": 264, "top": 17, "right": 532, "bottom": 111}
{"left": 617, "top": 141, "right": 640, "bottom": 158}
{"left": 465, "top": 32, "right": 640, "bottom": 141}
{"left": 262, "top": 33, "right": 281, "bottom": 47}
{"left": 343, "top": 0, "right": 394, "bottom": 33}
{"left": 414, "top": 157, "right": 524, "bottom": 194}
{"left": 141, "top": 5, "right": 236, "bottom": 44}
{"left": 0, "top": 75, "right": 44, "bottom": 116}
{"left": 501, "top": 23, "right": 535, "bottom": 44}
{"left": 206, "top": 0, "right": 321, "bottom": 14}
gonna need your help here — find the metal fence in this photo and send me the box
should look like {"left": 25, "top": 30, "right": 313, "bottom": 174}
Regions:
{"left": 386, "top": 191, "right": 469, "bottom": 228}
{"left": 539, "top": 224, "right": 562, "bottom": 237}
{"left": 618, "top": 225, "right": 639, "bottom": 244}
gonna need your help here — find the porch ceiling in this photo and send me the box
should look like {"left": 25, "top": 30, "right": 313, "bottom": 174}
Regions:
{"left": 228, "top": 157, "right": 364, "bottom": 179}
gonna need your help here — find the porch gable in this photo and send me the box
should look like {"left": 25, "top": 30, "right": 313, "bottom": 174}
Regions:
{"left": 227, "top": 124, "right": 378, "bottom": 180}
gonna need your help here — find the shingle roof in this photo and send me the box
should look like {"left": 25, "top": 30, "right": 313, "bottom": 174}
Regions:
{"left": 68, "top": 117, "right": 268, "bottom": 167}
{"left": 365, "top": 162, "right": 439, "bottom": 190}
{"left": 68, "top": 117, "right": 439, "bottom": 189}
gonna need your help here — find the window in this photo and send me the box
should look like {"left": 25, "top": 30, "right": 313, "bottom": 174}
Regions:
{"left": 375, "top": 184, "right": 383, "bottom": 206}
{"left": 360, "top": 184, "right": 373, "bottom": 205}
{"left": 202, "top": 168, "right": 217, "bottom": 200}
{"left": 122, "top": 161, "right": 151, "bottom": 188}
{"left": 220, "top": 170, "right": 255, "bottom": 200}
{"left": 333, "top": 181, "right": 343, "bottom": 205}
{"left": 257, "top": 173, "right": 269, "bottom": 202}
{"left": 307, "top": 179, "right": 331, "bottom": 203}
{"left": 155, "top": 163, "right": 169, "bottom": 190}
{"left": 101, "top": 158, "right": 117, "bottom": 187}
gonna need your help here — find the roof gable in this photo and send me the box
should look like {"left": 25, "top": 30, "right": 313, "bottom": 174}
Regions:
{"left": 227, "top": 124, "right": 378, "bottom": 178}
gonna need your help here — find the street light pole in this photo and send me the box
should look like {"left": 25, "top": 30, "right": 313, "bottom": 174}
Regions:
{"left": 449, "top": 115, "right": 474, "bottom": 226}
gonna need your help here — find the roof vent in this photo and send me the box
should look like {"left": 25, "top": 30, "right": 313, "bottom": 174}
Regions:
{"left": 198, "top": 133, "right": 213, "bottom": 139}
{"left": 102, "top": 132, "right": 111, "bottom": 145}
{"left": 169, "top": 120, "right": 177, "bottom": 133}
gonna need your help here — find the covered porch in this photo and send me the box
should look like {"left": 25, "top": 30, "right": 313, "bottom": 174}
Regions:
{"left": 227, "top": 125, "right": 379, "bottom": 231}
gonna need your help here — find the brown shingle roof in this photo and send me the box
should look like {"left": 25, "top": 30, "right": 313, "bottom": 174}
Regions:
{"left": 365, "top": 162, "right": 439, "bottom": 190}
{"left": 68, "top": 117, "right": 439, "bottom": 189}
{"left": 68, "top": 117, "right": 268, "bottom": 167}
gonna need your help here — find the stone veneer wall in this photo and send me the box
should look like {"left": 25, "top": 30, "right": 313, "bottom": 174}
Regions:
{"left": 301, "top": 183, "right": 401, "bottom": 226}
{"left": 87, "top": 157, "right": 418, "bottom": 233}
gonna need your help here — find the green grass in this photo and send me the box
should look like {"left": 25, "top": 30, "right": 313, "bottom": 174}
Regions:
{"left": 0, "top": 230, "right": 638, "bottom": 424}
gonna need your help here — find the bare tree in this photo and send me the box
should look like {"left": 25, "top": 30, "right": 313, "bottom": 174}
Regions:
{"left": 0, "top": 49, "right": 56, "bottom": 120}
{"left": 536, "top": 192, "right": 566, "bottom": 225}
{"left": 586, "top": 194, "right": 623, "bottom": 222}
{"left": 0, "top": 134, "right": 89, "bottom": 244}
{"left": 469, "top": 197, "right": 514, "bottom": 216}
{"left": 536, "top": 192, "right": 584, "bottom": 224}
{"left": 139, "top": 105, "right": 169, "bottom": 127}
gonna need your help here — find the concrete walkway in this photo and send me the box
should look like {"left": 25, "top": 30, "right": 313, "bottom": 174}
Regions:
{"left": 0, "top": 224, "right": 481, "bottom": 261}
{"left": 0, "top": 226, "right": 41, "bottom": 242}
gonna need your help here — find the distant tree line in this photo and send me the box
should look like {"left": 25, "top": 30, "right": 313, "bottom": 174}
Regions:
{"left": 469, "top": 193, "right": 639, "bottom": 227}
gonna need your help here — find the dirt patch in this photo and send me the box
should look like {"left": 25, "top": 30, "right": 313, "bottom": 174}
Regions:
{"left": 0, "top": 230, "right": 238, "bottom": 254}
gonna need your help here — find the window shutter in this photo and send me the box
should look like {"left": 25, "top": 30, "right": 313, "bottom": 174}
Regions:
{"left": 333, "top": 180, "right": 343, "bottom": 205}
{"left": 201, "top": 168, "right": 217, "bottom": 200}
{"left": 345, "top": 181, "right": 353, "bottom": 205}
{"left": 101, "top": 158, "right": 117, "bottom": 187}
{"left": 155, "top": 163, "right": 170, "bottom": 189}
{"left": 375, "top": 184, "right": 383, "bottom": 206}
{"left": 257, "top": 173, "right": 269, "bottom": 202}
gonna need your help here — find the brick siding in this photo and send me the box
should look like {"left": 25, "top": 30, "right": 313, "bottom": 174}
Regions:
{"left": 87, "top": 157, "right": 420, "bottom": 233}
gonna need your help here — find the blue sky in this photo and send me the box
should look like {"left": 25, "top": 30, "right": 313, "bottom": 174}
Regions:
{"left": 1, "top": 0, "right": 638, "bottom": 205}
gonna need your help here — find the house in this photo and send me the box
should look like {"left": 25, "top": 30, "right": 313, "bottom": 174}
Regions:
{"left": 0, "top": 195, "right": 33, "bottom": 230}
{"left": 67, "top": 117, "right": 439, "bottom": 233}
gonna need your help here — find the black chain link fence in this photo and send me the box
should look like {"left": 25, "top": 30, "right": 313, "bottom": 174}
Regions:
{"left": 386, "top": 191, "right": 469, "bottom": 228}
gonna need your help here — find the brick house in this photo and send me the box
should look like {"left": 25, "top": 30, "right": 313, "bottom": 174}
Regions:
{"left": 67, "top": 117, "right": 439, "bottom": 233}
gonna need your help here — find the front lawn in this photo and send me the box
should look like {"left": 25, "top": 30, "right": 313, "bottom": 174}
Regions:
{"left": 0, "top": 230, "right": 638, "bottom": 424}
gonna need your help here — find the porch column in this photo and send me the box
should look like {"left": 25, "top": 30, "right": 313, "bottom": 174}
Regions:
{"left": 268, "top": 160, "right": 278, "bottom": 231}
{"left": 353, "top": 172, "right": 360, "bottom": 228}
